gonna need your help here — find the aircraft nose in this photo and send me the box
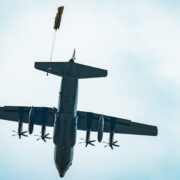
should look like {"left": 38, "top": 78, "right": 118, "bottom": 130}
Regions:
{"left": 60, "top": 172, "right": 65, "bottom": 178}
{"left": 54, "top": 145, "right": 74, "bottom": 178}
{"left": 58, "top": 168, "right": 66, "bottom": 178}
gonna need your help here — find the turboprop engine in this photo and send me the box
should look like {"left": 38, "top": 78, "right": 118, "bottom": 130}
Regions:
{"left": 35, "top": 108, "right": 51, "bottom": 142}
{"left": 103, "top": 118, "right": 119, "bottom": 149}
{"left": 35, "top": 123, "right": 51, "bottom": 142}
{"left": 80, "top": 113, "right": 96, "bottom": 147}
{"left": 104, "top": 131, "right": 120, "bottom": 149}
{"left": 12, "top": 108, "right": 28, "bottom": 138}
{"left": 80, "top": 129, "right": 96, "bottom": 147}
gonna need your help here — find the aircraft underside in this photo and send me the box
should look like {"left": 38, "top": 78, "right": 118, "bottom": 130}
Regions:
{"left": 0, "top": 57, "right": 158, "bottom": 178}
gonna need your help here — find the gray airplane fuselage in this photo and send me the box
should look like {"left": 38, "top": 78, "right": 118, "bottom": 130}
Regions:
{"left": 53, "top": 75, "right": 78, "bottom": 177}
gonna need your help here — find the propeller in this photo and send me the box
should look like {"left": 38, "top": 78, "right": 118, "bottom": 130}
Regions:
{"left": 79, "top": 138, "right": 96, "bottom": 147}
{"left": 34, "top": 133, "right": 52, "bottom": 142}
{"left": 103, "top": 141, "right": 120, "bottom": 149}
{"left": 12, "top": 130, "right": 28, "bottom": 139}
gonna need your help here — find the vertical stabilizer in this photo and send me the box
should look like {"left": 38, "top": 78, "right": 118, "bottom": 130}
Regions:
{"left": 71, "top": 49, "right": 76, "bottom": 61}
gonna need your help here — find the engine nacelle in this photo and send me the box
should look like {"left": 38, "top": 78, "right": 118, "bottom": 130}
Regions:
{"left": 18, "top": 120, "right": 23, "bottom": 135}
{"left": 86, "top": 129, "right": 91, "bottom": 143}
{"left": 97, "top": 115, "right": 104, "bottom": 142}
{"left": 41, "top": 123, "right": 46, "bottom": 137}
{"left": 18, "top": 108, "right": 24, "bottom": 134}
{"left": 28, "top": 107, "right": 35, "bottom": 134}
{"left": 109, "top": 130, "right": 114, "bottom": 145}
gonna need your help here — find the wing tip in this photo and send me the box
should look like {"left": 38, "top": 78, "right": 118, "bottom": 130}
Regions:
{"left": 105, "top": 70, "right": 108, "bottom": 77}
{"left": 154, "top": 126, "right": 158, "bottom": 136}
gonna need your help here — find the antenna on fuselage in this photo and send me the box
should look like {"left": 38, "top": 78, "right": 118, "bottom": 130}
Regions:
{"left": 72, "top": 49, "right": 76, "bottom": 61}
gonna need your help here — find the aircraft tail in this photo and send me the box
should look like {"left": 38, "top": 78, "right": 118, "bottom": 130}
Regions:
{"left": 34, "top": 60, "right": 107, "bottom": 79}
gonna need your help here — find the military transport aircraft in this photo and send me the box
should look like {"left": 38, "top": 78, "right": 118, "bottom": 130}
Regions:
{"left": 0, "top": 51, "right": 158, "bottom": 178}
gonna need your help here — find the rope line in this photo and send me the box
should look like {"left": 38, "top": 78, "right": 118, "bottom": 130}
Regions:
{"left": 50, "top": 30, "right": 56, "bottom": 62}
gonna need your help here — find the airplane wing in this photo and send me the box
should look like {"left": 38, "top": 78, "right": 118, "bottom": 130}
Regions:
{"left": 0, "top": 107, "right": 158, "bottom": 136}
{"left": 77, "top": 111, "right": 158, "bottom": 136}
{"left": 0, "top": 106, "right": 56, "bottom": 127}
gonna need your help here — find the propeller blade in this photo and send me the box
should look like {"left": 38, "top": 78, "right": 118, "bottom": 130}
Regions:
{"left": 79, "top": 142, "right": 85, "bottom": 144}
{"left": 80, "top": 138, "right": 96, "bottom": 147}
{"left": 22, "top": 134, "right": 28, "bottom": 137}
{"left": 103, "top": 140, "right": 120, "bottom": 149}
{"left": 89, "top": 140, "right": 96, "bottom": 143}
{"left": 45, "top": 133, "right": 50, "bottom": 137}
{"left": 35, "top": 133, "right": 51, "bottom": 142}
{"left": 89, "top": 142, "right": 95, "bottom": 146}
{"left": 103, "top": 141, "right": 108, "bottom": 144}
{"left": 113, "top": 144, "right": 120, "bottom": 147}
{"left": 45, "top": 137, "right": 52, "bottom": 139}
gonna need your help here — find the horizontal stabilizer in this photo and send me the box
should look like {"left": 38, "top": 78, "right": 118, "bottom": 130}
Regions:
{"left": 35, "top": 61, "right": 107, "bottom": 79}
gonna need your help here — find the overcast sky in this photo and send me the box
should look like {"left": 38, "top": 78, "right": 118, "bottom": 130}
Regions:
{"left": 0, "top": 0, "right": 180, "bottom": 179}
